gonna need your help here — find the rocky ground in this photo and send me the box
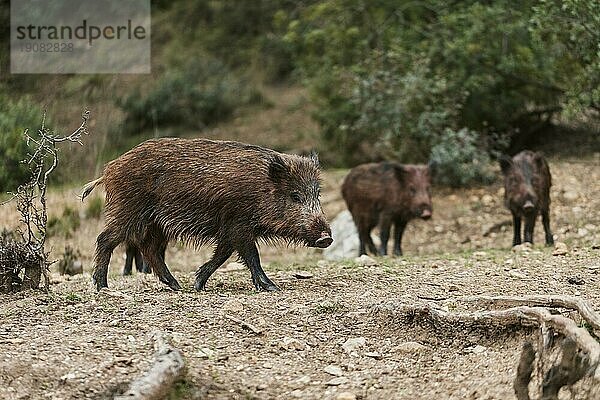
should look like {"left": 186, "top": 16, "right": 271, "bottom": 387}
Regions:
{"left": 0, "top": 157, "right": 599, "bottom": 400}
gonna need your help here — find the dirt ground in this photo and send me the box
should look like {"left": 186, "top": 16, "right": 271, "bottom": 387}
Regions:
{"left": 0, "top": 156, "right": 599, "bottom": 400}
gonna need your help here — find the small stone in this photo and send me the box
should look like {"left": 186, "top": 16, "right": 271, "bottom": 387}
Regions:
{"left": 481, "top": 194, "right": 494, "bottom": 205}
{"left": 324, "top": 365, "right": 344, "bottom": 376}
{"left": 512, "top": 243, "right": 531, "bottom": 253}
{"left": 336, "top": 392, "right": 357, "bottom": 400}
{"left": 471, "top": 345, "right": 487, "bottom": 354}
{"left": 293, "top": 271, "right": 314, "bottom": 279}
{"left": 578, "top": 228, "right": 589, "bottom": 237}
{"left": 325, "top": 377, "right": 349, "bottom": 386}
{"left": 219, "top": 262, "right": 245, "bottom": 273}
{"left": 563, "top": 191, "right": 579, "bottom": 201}
{"left": 567, "top": 276, "right": 585, "bottom": 285}
{"left": 223, "top": 299, "right": 244, "bottom": 313}
{"left": 553, "top": 242, "right": 568, "bottom": 256}
{"left": 397, "top": 341, "right": 428, "bottom": 353}
{"left": 294, "top": 375, "right": 311, "bottom": 387}
{"left": 342, "top": 337, "right": 366, "bottom": 354}
{"left": 290, "top": 389, "right": 304, "bottom": 398}
{"left": 509, "top": 270, "right": 527, "bottom": 279}
{"left": 196, "top": 347, "right": 215, "bottom": 359}
{"left": 354, "top": 255, "right": 377, "bottom": 267}
{"left": 256, "top": 383, "right": 268, "bottom": 391}
{"left": 364, "top": 351, "right": 382, "bottom": 360}
{"left": 447, "top": 284, "right": 460, "bottom": 292}
{"left": 280, "top": 337, "right": 306, "bottom": 351}
{"left": 434, "top": 225, "right": 444, "bottom": 233}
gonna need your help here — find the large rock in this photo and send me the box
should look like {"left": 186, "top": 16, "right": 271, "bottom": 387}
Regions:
{"left": 324, "top": 210, "right": 380, "bottom": 260}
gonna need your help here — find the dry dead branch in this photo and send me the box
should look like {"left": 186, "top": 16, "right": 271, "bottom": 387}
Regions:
{"left": 115, "top": 331, "right": 185, "bottom": 400}
{"left": 225, "top": 314, "right": 263, "bottom": 335}
{"left": 373, "top": 296, "right": 600, "bottom": 399}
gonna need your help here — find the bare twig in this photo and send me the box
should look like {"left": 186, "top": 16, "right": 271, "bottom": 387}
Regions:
{"left": 224, "top": 314, "right": 263, "bottom": 335}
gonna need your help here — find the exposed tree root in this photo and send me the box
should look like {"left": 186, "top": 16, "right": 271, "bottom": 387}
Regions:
{"left": 115, "top": 331, "right": 185, "bottom": 400}
{"left": 373, "top": 295, "right": 600, "bottom": 399}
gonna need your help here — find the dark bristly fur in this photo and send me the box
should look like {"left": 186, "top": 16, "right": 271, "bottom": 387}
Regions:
{"left": 342, "top": 162, "right": 434, "bottom": 257}
{"left": 500, "top": 150, "right": 553, "bottom": 247}
{"left": 81, "top": 138, "right": 332, "bottom": 292}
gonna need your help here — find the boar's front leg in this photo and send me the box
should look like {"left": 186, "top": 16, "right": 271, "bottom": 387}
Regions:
{"left": 393, "top": 220, "right": 407, "bottom": 256}
{"left": 523, "top": 213, "right": 536, "bottom": 244}
{"left": 542, "top": 210, "right": 554, "bottom": 246}
{"left": 194, "top": 241, "right": 234, "bottom": 291}
{"left": 238, "top": 242, "right": 279, "bottom": 292}
{"left": 512, "top": 212, "right": 522, "bottom": 246}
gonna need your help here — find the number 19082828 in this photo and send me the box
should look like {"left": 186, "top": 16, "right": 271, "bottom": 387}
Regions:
{"left": 20, "top": 42, "right": 74, "bottom": 52}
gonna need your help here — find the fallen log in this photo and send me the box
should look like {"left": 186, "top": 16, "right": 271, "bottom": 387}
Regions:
{"left": 114, "top": 331, "right": 185, "bottom": 400}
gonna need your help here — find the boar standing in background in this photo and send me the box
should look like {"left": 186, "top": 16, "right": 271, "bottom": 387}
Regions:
{"left": 500, "top": 150, "right": 554, "bottom": 247}
{"left": 342, "top": 162, "right": 434, "bottom": 256}
{"left": 81, "top": 138, "right": 332, "bottom": 292}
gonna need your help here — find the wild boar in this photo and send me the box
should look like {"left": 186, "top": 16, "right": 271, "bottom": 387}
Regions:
{"left": 342, "top": 162, "right": 433, "bottom": 256}
{"left": 500, "top": 150, "right": 553, "bottom": 246}
{"left": 81, "top": 138, "right": 332, "bottom": 292}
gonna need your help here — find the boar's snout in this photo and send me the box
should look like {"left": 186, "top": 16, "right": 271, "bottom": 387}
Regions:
{"left": 420, "top": 208, "right": 432, "bottom": 220}
{"left": 523, "top": 200, "right": 535, "bottom": 213}
{"left": 315, "top": 231, "right": 333, "bottom": 248}
{"left": 306, "top": 216, "right": 333, "bottom": 248}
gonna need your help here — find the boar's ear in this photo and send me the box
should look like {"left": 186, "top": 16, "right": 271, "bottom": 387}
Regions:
{"left": 499, "top": 155, "right": 513, "bottom": 175}
{"left": 308, "top": 151, "right": 320, "bottom": 168}
{"left": 392, "top": 164, "right": 408, "bottom": 182}
{"left": 427, "top": 160, "right": 437, "bottom": 178}
{"left": 269, "top": 154, "right": 290, "bottom": 183}
{"left": 533, "top": 151, "right": 546, "bottom": 168}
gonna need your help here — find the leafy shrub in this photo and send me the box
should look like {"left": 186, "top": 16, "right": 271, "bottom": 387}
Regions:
{"left": 117, "top": 59, "right": 264, "bottom": 135}
{"left": 0, "top": 95, "right": 43, "bottom": 191}
{"left": 430, "top": 128, "right": 496, "bottom": 187}
{"left": 47, "top": 206, "right": 80, "bottom": 238}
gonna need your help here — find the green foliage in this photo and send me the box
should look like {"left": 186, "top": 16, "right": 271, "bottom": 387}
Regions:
{"left": 47, "top": 206, "right": 80, "bottom": 238}
{"left": 430, "top": 128, "right": 495, "bottom": 187}
{"left": 280, "top": 0, "right": 599, "bottom": 184}
{"left": 117, "top": 59, "right": 264, "bottom": 135}
{"left": 84, "top": 196, "right": 104, "bottom": 219}
{"left": 0, "top": 95, "right": 43, "bottom": 191}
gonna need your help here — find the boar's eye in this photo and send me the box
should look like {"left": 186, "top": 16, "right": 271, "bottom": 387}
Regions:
{"left": 290, "top": 191, "right": 303, "bottom": 203}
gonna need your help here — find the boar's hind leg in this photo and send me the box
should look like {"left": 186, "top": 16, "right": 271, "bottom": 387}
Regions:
{"left": 542, "top": 210, "right": 554, "bottom": 246}
{"left": 141, "top": 232, "right": 181, "bottom": 291}
{"left": 378, "top": 218, "right": 392, "bottom": 256}
{"left": 238, "top": 242, "right": 279, "bottom": 292}
{"left": 93, "top": 227, "right": 123, "bottom": 291}
{"left": 512, "top": 213, "right": 522, "bottom": 246}
{"left": 194, "top": 242, "right": 234, "bottom": 291}
{"left": 123, "top": 244, "right": 136, "bottom": 276}
{"left": 393, "top": 220, "right": 407, "bottom": 256}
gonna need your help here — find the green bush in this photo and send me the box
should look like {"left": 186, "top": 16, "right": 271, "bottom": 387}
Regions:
{"left": 430, "top": 128, "right": 495, "bottom": 187}
{"left": 117, "top": 59, "right": 264, "bottom": 135}
{"left": 0, "top": 95, "right": 43, "bottom": 191}
{"left": 47, "top": 206, "right": 80, "bottom": 238}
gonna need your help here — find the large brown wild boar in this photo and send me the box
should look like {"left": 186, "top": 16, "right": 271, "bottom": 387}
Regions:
{"left": 81, "top": 138, "right": 333, "bottom": 292}
{"left": 500, "top": 150, "right": 554, "bottom": 246}
{"left": 342, "top": 162, "right": 433, "bottom": 256}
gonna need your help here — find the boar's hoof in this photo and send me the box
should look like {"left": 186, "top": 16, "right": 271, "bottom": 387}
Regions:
{"left": 252, "top": 276, "right": 280, "bottom": 292}
{"left": 92, "top": 272, "right": 108, "bottom": 292}
{"left": 160, "top": 277, "right": 182, "bottom": 291}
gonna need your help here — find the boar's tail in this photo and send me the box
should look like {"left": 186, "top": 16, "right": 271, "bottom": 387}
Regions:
{"left": 79, "top": 177, "right": 104, "bottom": 201}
